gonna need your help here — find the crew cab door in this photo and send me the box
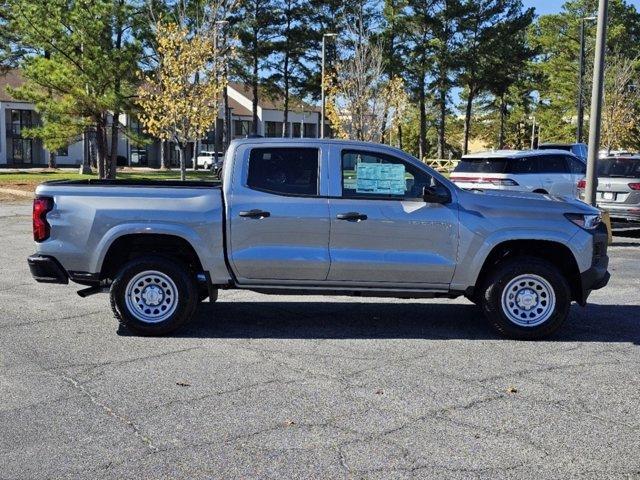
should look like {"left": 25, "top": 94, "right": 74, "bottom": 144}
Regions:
{"left": 327, "top": 147, "right": 459, "bottom": 287}
{"left": 227, "top": 145, "right": 330, "bottom": 282}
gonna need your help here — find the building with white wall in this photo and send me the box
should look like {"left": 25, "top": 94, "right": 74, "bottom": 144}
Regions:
{"left": 1, "top": 71, "right": 322, "bottom": 168}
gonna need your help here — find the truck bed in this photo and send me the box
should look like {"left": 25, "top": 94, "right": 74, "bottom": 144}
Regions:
{"left": 41, "top": 179, "right": 221, "bottom": 188}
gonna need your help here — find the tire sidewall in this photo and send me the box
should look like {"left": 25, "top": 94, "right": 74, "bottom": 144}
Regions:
{"left": 111, "top": 256, "right": 197, "bottom": 336}
{"left": 481, "top": 257, "right": 571, "bottom": 340}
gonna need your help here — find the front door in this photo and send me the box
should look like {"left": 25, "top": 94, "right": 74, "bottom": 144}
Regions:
{"left": 228, "top": 146, "right": 330, "bottom": 282}
{"left": 327, "top": 149, "right": 458, "bottom": 286}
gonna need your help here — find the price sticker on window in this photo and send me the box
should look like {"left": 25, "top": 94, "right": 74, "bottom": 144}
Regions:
{"left": 356, "top": 163, "right": 406, "bottom": 195}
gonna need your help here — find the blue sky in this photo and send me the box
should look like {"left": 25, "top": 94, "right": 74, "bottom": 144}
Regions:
{"left": 523, "top": 0, "right": 562, "bottom": 16}
{"left": 524, "top": 0, "right": 640, "bottom": 16}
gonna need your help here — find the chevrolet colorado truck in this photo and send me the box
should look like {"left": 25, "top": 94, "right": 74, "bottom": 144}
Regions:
{"left": 28, "top": 138, "right": 610, "bottom": 339}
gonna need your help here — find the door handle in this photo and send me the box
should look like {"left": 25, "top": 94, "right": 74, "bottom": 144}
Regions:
{"left": 336, "top": 212, "right": 368, "bottom": 222}
{"left": 239, "top": 209, "right": 271, "bottom": 219}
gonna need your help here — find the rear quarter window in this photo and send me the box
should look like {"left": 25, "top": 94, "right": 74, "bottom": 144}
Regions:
{"left": 454, "top": 158, "right": 508, "bottom": 173}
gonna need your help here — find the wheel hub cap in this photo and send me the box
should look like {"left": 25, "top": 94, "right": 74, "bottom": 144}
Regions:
{"left": 124, "top": 270, "right": 179, "bottom": 324}
{"left": 501, "top": 274, "right": 556, "bottom": 327}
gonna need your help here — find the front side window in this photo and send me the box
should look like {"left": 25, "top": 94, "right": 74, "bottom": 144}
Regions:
{"left": 247, "top": 148, "right": 319, "bottom": 196}
{"left": 539, "top": 155, "right": 569, "bottom": 174}
{"left": 342, "top": 150, "right": 433, "bottom": 200}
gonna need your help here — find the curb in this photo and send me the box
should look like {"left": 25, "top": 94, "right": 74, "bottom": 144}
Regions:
{"left": 0, "top": 187, "right": 34, "bottom": 198}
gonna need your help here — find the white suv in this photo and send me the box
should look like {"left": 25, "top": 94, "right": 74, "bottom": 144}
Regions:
{"left": 450, "top": 150, "right": 586, "bottom": 197}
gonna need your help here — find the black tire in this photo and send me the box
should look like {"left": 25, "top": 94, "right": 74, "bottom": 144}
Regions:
{"left": 480, "top": 256, "right": 571, "bottom": 340}
{"left": 110, "top": 256, "right": 198, "bottom": 336}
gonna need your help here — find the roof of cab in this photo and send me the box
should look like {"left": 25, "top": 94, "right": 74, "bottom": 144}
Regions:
{"left": 462, "top": 149, "right": 576, "bottom": 159}
{"left": 229, "top": 137, "right": 413, "bottom": 156}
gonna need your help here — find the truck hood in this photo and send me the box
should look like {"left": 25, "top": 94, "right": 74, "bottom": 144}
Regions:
{"left": 459, "top": 188, "right": 599, "bottom": 214}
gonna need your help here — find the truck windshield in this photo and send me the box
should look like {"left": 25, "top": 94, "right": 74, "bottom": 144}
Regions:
{"left": 454, "top": 158, "right": 508, "bottom": 174}
{"left": 597, "top": 157, "right": 640, "bottom": 178}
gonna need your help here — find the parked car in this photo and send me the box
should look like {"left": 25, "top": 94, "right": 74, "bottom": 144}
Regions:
{"left": 578, "top": 155, "right": 640, "bottom": 223}
{"left": 451, "top": 150, "right": 586, "bottom": 197}
{"left": 28, "top": 138, "right": 609, "bottom": 339}
{"left": 538, "top": 142, "right": 588, "bottom": 162}
{"left": 196, "top": 151, "right": 223, "bottom": 170}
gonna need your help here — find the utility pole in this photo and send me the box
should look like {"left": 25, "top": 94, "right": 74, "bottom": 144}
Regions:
{"left": 585, "top": 0, "right": 608, "bottom": 206}
{"left": 530, "top": 117, "right": 536, "bottom": 150}
{"left": 577, "top": 16, "right": 596, "bottom": 143}
{"left": 320, "top": 33, "right": 337, "bottom": 139}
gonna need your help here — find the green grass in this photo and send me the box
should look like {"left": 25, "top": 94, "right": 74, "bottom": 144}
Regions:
{"left": 0, "top": 169, "right": 215, "bottom": 189}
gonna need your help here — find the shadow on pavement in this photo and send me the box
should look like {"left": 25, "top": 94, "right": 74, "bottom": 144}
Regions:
{"left": 118, "top": 301, "right": 640, "bottom": 344}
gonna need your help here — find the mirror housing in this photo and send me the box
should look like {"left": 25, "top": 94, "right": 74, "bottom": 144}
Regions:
{"left": 423, "top": 184, "right": 451, "bottom": 204}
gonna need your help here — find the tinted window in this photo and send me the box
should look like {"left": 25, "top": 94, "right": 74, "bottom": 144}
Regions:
{"left": 538, "top": 144, "right": 572, "bottom": 152}
{"left": 247, "top": 148, "right": 319, "bottom": 196}
{"left": 454, "top": 158, "right": 508, "bottom": 173}
{"left": 539, "top": 155, "right": 569, "bottom": 174}
{"left": 597, "top": 157, "right": 640, "bottom": 178}
{"left": 508, "top": 157, "right": 539, "bottom": 174}
{"left": 568, "top": 157, "right": 586, "bottom": 174}
{"left": 342, "top": 150, "right": 433, "bottom": 199}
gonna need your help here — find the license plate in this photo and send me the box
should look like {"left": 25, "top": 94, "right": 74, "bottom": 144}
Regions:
{"left": 602, "top": 192, "right": 615, "bottom": 201}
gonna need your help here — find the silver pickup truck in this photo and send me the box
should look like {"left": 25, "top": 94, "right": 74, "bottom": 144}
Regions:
{"left": 28, "top": 138, "right": 610, "bottom": 339}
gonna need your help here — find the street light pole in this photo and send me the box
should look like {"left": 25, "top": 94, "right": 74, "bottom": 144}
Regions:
{"left": 320, "top": 33, "right": 337, "bottom": 139}
{"left": 585, "top": 0, "right": 609, "bottom": 206}
{"left": 577, "top": 16, "right": 596, "bottom": 143}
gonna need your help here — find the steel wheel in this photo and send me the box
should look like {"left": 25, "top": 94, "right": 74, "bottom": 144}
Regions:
{"left": 124, "top": 270, "right": 179, "bottom": 324}
{"left": 500, "top": 274, "right": 556, "bottom": 327}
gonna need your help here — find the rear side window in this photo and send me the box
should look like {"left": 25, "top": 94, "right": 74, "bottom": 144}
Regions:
{"left": 539, "top": 155, "right": 569, "bottom": 174}
{"left": 454, "top": 158, "right": 508, "bottom": 173}
{"left": 508, "top": 157, "right": 539, "bottom": 174}
{"left": 247, "top": 148, "right": 319, "bottom": 196}
{"left": 568, "top": 157, "right": 586, "bottom": 174}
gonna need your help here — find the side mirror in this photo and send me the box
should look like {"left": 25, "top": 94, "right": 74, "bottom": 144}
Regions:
{"left": 423, "top": 184, "right": 451, "bottom": 204}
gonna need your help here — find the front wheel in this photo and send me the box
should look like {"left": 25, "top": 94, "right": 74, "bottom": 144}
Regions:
{"left": 110, "top": 256, "right": 198, "bottom": 336}
{"left": 480, "top": 256, "right": 571, "bottom": 340}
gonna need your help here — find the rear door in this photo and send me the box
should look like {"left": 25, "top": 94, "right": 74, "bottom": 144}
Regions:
{"left": 326, "top": 147, "right": 458, "bottom": 287}
{"left": 539, "top": 154, "right": 573, "bottom": 195}
{"left": 227, "top": 145, "right": 330, "bottom": 282}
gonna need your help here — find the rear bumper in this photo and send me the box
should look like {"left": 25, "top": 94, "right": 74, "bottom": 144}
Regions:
{"left": 578, "top": 224, "right": 610, "bottom": 304}
{"left": 596, "top": 204, "right": 640, "bottom": 222}
{"left": 27, "top": 255, "right": 68, "bottom": 284}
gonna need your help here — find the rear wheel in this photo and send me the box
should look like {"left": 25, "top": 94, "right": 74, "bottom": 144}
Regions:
{"left": 110, "top": 256, "right": 198, "bottom": 336}
{"left": 480, "top": 256, "right": 571, "bottom": 339}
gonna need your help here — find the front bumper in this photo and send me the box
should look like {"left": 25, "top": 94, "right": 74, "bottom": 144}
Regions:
{"left": 28, "top": 255, "right": 69, "bottom": 284}
{"left": 577, "top": 223, "right": 610, "bottom": 304}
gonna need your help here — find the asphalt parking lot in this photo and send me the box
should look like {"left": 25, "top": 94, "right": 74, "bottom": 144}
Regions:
{"left": 1, "top": 197, "right": 639, "bottom": 479}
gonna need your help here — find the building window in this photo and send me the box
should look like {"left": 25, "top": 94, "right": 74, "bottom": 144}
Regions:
{"left": 264, "top": 121, "right": 284, "bottom": 138}
{"left": 292, "top": 122, "right": 301, "bottom": 138}
{"left": 129, "top": 117, "right": 149, "bottom": 166}
{"left": 303, "top": 123, "right": 317, "bottom": 138}
{"left": 233, "top": 120, "right": 253, "bottom": 138}
{"left": 6, "top": 110, "right": 37, "bottom": 164}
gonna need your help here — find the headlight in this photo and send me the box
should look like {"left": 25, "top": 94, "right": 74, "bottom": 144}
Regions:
{"left": 565, "top": 213, "right": 602, "bottom": 230}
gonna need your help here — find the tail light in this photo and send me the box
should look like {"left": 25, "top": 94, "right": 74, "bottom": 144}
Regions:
{"left": 577, "top": 179, "right": 586, "bottom": 189}
{"left": 629, "top": 183, "right": 640, "bottom": 190}
{"left": 33, "top": 196, "right": 53, "bottom": 242}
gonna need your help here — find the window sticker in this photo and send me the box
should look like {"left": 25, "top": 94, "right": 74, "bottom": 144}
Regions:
{"left": 355, "top": 163, "right": 406, "bottom": 195}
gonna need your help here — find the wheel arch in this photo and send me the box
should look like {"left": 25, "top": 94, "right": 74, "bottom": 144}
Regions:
{"left": 472, "top": 239, "right": 582, "bottom": 302}
{"left": 99, "top": 233, "right": 204, "bottom": 281}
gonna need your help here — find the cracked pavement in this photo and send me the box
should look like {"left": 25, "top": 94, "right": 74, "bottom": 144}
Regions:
{"left": 1, "top": 200, "right": 639, "bottom": 479}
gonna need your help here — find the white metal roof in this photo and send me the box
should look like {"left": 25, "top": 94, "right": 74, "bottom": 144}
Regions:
{"left": 462, "top": 149, "right": 576, "bottom": 159}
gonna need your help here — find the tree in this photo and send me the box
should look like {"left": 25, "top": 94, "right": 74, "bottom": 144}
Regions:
{"left": 326, "top": 20, "right": 407, "bottom": 143}
{"left": 457, "top": 0, "right": 533, "bottom": 154}
{"left": 7, "top": 0, "right": 143, "bottom": 178}
{"left": 232, "top": 0, "right": 277, "bottom": 134}
{"left": 137, "top": 22, "right": 224, "bottom": 181}
{"left": 267, "top": 0, "right": 312, "bottom": 136}
{"left": 601, "top": 55, "right": 640, "bottom": 152}
{"left": 532, "top": 0, "right": 640, "bottom": 144}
